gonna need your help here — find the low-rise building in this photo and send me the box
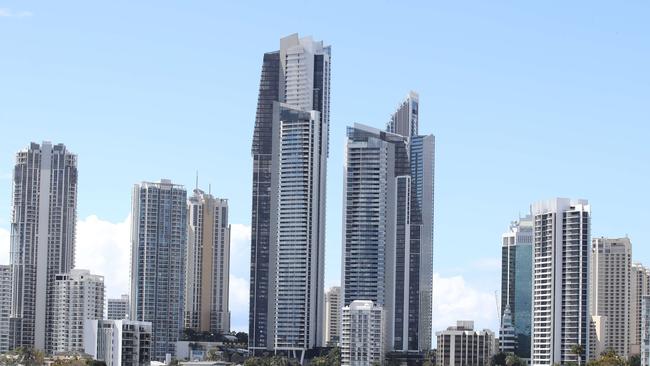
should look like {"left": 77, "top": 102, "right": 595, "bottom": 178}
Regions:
{"left": 341, "top": 300, "right": 384, "bottom": 366}
{"left": 84, "top": 319, "right": 152, "bottom": 366}
{"left": 107, "top": 294, "right": 130, "bottom": 320}
{"left": 436, "top": 321, "right": 495, "bottom": 366}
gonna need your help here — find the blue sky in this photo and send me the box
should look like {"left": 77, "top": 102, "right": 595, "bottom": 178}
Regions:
{"left": 0, "top": 1, "right": 648, "bottom": 333}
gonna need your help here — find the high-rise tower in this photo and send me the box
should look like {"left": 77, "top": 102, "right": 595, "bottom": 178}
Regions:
{"left": 130, "top": 180, "right": 187, "bottom": 361}
{"left": 531, "top": 198, "right": 590, "bottom": 366}
{"left": 8, "top": 142, "right": 78, "bottom": 353}
{"left": 248, "top": 34, "right": 330, "bottom": 358}
{"left": 501, "top": 215, "right": 533, "bottom": 361}
{"left": 185, "top": 189, "right": 230, "bottom": 334}
{"left": 342, "top": 91, "right": 434, "bottom": 354}
{"left": 590, "top": 237, "right": 631, "bottom": 358}
{"left": 388, "top": 92, "right": 434, "bottom": 352}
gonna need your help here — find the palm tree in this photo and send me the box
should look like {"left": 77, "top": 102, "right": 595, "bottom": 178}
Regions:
{"left": 570, "top": 344, "right": 585, "bottom": 366}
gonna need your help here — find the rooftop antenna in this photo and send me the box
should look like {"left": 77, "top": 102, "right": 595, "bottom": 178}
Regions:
{"left": 195, "top": 170, "right": 199, "bottom": 191}
{"left": 209, "top": 183, "right": 211, "bottom": 195}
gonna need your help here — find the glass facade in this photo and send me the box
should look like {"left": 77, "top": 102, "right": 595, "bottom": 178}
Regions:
{"left": 501, "top": 216, "right": 532, "bottom": 360}
{"left": 249, "top": 51, "right": 280, "bottom": 351}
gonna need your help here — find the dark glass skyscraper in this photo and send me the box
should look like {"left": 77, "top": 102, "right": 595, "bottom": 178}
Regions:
{"left": 500, "top": 215, "right": 533, "bottom": 361}
{"left": 342, "top": 92, "right": 435, "bottom": 354}
{"left": 249, "top": 34, "right": 331, "bottom": 358}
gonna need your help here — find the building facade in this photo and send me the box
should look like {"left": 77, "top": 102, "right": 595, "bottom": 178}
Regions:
{"left": 8, "top": 142, "right": 78, "bottom": 353}
{"left": 130, "top": 180, "right": 187, "bottom": 361}
{"left": 500, "top": 215, "right": 533, "bottom": 360}
{"left": 324, "top": 286, "right": 341, "bottom": 346}
{"left": 248, "top": 34, "right": 330, "bottom": 358}
{"left": 185, "top": 189, "right": 230, "bottom": 334}
{"left": 84, "top": 319, "right": 152, "bottom": 366}
{"left": 0, "top": 265, "right": 11, "bottom": 353}
{"left": 107, "top": 295, "right": 130, "bottom": 320}
{"left": 631, "top": 264, "right": 650, "bottom": 355}
{"left": 531, "top": 198, "right": 591, "bottom": 366}
{"left": 52, "top": 269, "right": 104, "bottom": 354}
{"left": 499, "top": 305, "right": 516, "bottom": 354}
{"left": 342, "top": 92, "right": 434, "bottom": 355}
{"left": 436, "top": 321, "right": 494, "bottom": 366}
{"left": 342, "top": 123, "right": 408, "bottom": 354}
{"left": 590, "top": 237, "right": 631, "bottom": 358}
{"left": 341, "top": 300, "right": 384, "bottom": 366}
{"left": 641, "top": 296, "right": 650, "bottom": 366}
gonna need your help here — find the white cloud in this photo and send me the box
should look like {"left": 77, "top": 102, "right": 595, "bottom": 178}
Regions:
{"left": 433, "top": 272, "right": 499, "bottom": 334}
{"left": 75, "top": 215, "right": 131, "bottom": 300}
{"left": 229, "top": 223, "right": 250, "bottom": 279}
{"left": 229, "top": 275, "right": 249, "bottom": 332}
{"left": 0, "top": 228, "right": 9, "bottom": 265}
{"left": 0, "top": 8, "right": 32, "bottom": 17}
{"left": 228, "top": 223, "right": 250, "bottom": 332}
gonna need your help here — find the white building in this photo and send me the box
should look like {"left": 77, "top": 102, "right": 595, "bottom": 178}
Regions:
{"left": 324, "top": 287, "right": 341, "bottom": 346}
{"left": 0, "top": 265, "right": 11, "bottom": 353}
{"left": 436, "top": 321, "right": 494, "bottom": 366}
{"left": 185, "top": 189, "right": 230, "bottom": 334}
{"left": 590, "top": 237, "right": 631, "bottom": 357}
{"left": 631, "top": 263, "right": 650, "bottom": 355}
{"left": 52, "top": 269, "right": 104, "bottom": 354}
{"left": 84, "top": 319, "right": 152, "bottom": 366}
{"left": 641, "top": 296, "right": 650, "bottom": 366}
{"left": 499, "top": 305, "right": 516, "bottom": 354}
{"left": 531, "top": 198, "right": 590, "bottom": 366}
{"left": 248, "top": 34, "right": 330, "bottom": 359}
{"left": 341, "top": 300, "right": 384, "bottom": 366}
{"left": 107, "top": 294, "right": 129, "bottom": 320}
{"left": 8, "top": 142, "right": 78, "bottom": 353}
{"left": 130, "top": 180, "right": 187, "bottom": 361}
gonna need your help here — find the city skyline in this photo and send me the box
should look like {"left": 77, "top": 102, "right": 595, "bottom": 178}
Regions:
{"left": 1, "top": 0, "right": 649, "bottom": 340}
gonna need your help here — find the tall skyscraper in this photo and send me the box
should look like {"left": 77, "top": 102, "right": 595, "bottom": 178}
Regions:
{"left": 185, "top": 188, "right": 230, "bottom": 334}
{"left": 130, "top": 180, "right": 187, "bottom": 361}
{"left": 630, "top": 263, "right": 650, "bottom": 355}
{"left": 531, "top": 198, "right": 591, "bottom": 366}
{"left": 8, "top": 142, "right": 78, "bottom": 353}
{"left": 107, "top": 295, "right": 130, "bottom": 320}
{"left": 388, "top": 93, "right": 434, "bottom": 352}
{"left": 52, "top": 269, "right": 104, "bottom": 354}
{"left": 590, "top": 237, "right": 631, "bottom": 358}
{"left": 342, "top": 92, "right": 434, "bottom": 354}
{"left": 500, "top": 215, "right": 533, "bottom": 361}
{"left": 248, "top": 34, "right": 330, "bottom": 358}
{"left": 342, "top": 123, "right": 407, "bottom": 353}
{"left": 0, "top": 265, "right": 11, "bottom": 353}
{"left": 324, "top": 286, "right": 341, "bottom": 346}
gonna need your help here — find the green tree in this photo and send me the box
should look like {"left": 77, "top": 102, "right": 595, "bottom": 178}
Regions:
{"left": 490, "top": 352, "right": 507, "bottom": 366}
{"left": 236, "top": 331, "right": 249, "bottom": 344}
{"left": 207, "top": 348, "right": 222, "bottom": 361}
{"left": 629, "top": 354, "right": 641, "bottom": 366}
{"left": 13, "top": 347, "right": 45, "bottom": 366}
{"left": 571, "top": 344, "right": 586, "bottom": 366}
{"left": 505, "top": 354, "right": 525, "bottom": 366}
